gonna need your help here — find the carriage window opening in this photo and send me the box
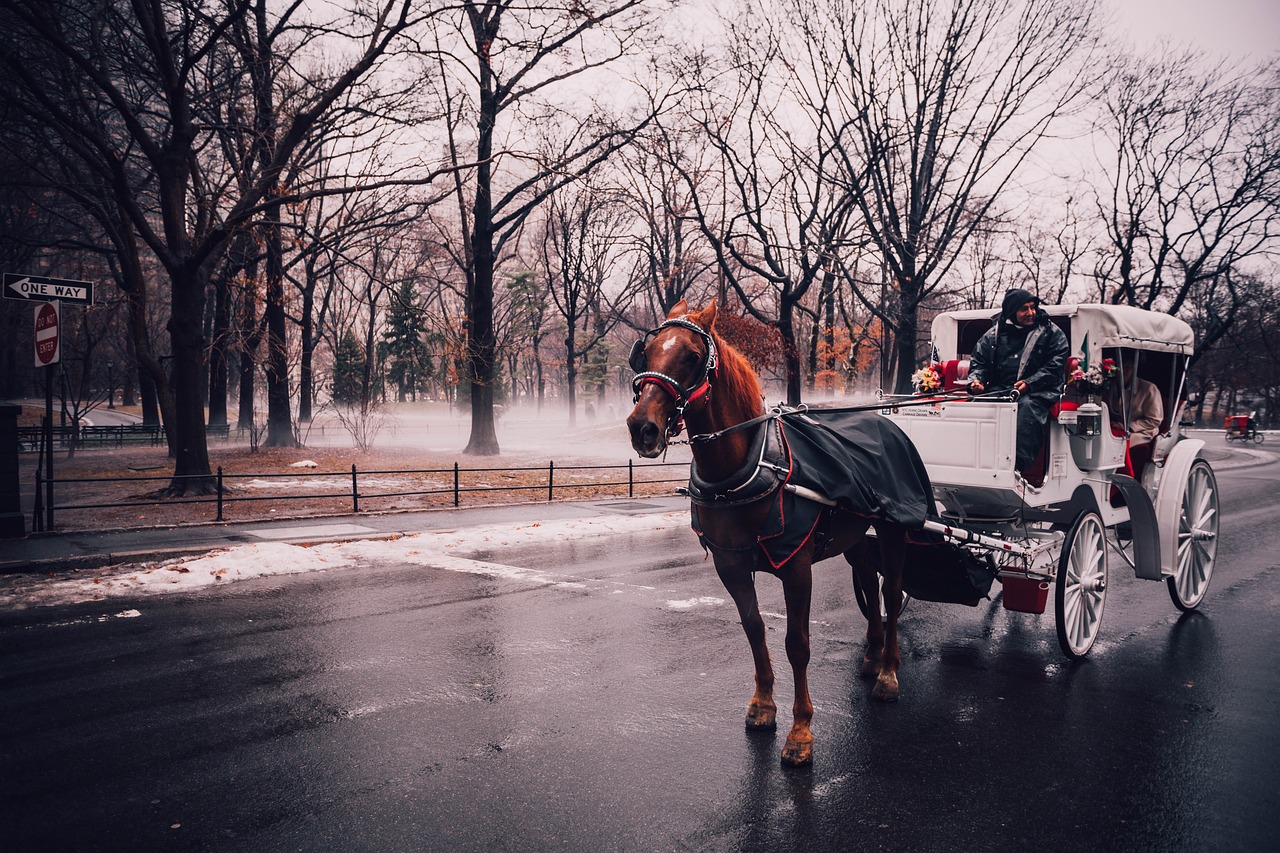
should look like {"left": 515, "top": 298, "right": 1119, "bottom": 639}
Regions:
{"left": 956, "top": 319, "right": 993, "bottom": 358}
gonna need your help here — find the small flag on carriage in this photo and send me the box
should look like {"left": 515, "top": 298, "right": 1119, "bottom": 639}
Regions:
{"left": 1078, "top": 332, "right": 1090, "bottom": 371}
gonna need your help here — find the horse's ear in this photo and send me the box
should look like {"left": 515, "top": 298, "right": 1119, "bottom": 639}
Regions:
{"left": 691, "top": 298, "right": 718, "bottom": 332}
{"left": 667, "top": 299, "right": 688, "bottom": 319}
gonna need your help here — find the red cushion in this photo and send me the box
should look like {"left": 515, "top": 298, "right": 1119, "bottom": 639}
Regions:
{"left": 942, "top": 359, "right": 970, "bottom": 391}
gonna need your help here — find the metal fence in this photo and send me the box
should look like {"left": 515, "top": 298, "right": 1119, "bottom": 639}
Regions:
{"left": 33, "top": 459, "right": 689, "bottom": 529}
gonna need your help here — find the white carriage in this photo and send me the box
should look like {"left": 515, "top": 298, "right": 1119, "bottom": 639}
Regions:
{"left": 881, "top": 304, "right": 1218, "bottom": 658}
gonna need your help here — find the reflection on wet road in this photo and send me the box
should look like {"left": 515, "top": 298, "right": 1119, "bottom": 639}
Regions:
{"left": 3, "top": 455, "right": 1279, "bottom": 851}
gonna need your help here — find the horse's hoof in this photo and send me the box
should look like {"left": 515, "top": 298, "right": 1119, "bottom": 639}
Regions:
{"left": 745, "top": 701, "right": 777, "bottom": 730}
{"left": 781, "top": 738, "right": 813, "bottom": 767}
{"left": 871, "top": 674, "right": 900, "bottom": 702}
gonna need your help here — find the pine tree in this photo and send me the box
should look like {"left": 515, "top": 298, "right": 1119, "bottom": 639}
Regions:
{"left": 332, "top": 330, "right": 366, "bottom": 405}
{"left": 384, "top": 281, "right": 431, "bottom": 402}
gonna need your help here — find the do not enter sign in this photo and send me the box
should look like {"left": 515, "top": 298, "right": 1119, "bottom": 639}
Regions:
{"left": 34, "top": 301, "right": 60, "bottom": 366}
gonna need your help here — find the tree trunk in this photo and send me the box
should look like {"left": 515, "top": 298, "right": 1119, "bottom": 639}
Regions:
{"left": 778, "top": 309, "right": 802, "bottom": 406}
{"left": 262, "top": 196, "right": 298, "bottom": 447}
{"left": 566, "top": 328, "right": 578, "bottom": 427}
{"left": 238, "top": 257, "right": 264, "bottom": 431}
{"left": 115, "top": 223, "right": 172, "bottom": 433}
{"left": 299, "top": 284, "right": 315, "bottom": 421}
{"left": 166, "top": 267, "right": 216, "bottom": 493}
{"left": 207, "top": 264, "right": 231, "bottom": 428}
{"left": 893, "top": 276, "right": 922, "bottom": 395}
{"left": 463, "top": 83, "right": 500, "bottom": 453}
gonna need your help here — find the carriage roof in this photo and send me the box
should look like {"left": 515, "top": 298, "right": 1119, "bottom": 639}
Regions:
{"left": 930, "top": 303, "right": 1194, "bottom": 361}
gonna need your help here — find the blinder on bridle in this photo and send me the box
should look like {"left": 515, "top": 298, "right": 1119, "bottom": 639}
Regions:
{"left": 629, "top": 317, "right": 719, "bottom": 438}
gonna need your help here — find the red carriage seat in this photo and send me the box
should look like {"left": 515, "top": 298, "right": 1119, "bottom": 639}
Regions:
{"left": 941, "top": 359, "right": 969, "bottom": 391}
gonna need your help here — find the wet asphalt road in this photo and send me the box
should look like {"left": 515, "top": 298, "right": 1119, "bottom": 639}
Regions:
{"left": 3, "top": 447, "right": 1280, "bottom": 852}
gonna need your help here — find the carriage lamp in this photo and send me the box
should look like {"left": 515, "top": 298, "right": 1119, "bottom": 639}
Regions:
{"left": 1074, "top": 402, "right": 1103, "bottom": 437}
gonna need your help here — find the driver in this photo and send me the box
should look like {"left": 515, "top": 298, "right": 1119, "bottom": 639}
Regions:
{"left": 966, "top": 288, "right": 1070, "bottom": 473}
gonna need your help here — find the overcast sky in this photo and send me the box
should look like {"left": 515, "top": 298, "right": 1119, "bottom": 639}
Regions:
{"left": 1109, "top": 0, "right": 1280, "bottom": 58}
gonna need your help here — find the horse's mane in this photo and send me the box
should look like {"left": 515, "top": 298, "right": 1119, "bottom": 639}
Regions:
{"left": 711, "top": 330, "right": 766, "bottom": 418}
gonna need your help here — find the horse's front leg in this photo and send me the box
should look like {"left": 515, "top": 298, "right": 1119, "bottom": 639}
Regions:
{"left": 871, "top": 523, "right": 905, "bottom": 702}
{"left": 715, "top": 559, "right": 776, "bottom": 731}
{"left": 779, "top": 558, "right": 814, "bottom": 766}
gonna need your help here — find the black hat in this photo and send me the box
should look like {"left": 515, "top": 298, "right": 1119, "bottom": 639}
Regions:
{"left": 1001, "top": 288, "right": 1039, "bottom": 320}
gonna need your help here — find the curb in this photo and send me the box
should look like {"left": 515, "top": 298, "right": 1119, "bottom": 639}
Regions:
{"left": 1204, "top": 446, "right": 1274, "bottom": 472}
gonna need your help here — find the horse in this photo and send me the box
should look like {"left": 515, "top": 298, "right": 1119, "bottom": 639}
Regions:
{"left": 626, "top": 299, "right": 911, "bottom": 767}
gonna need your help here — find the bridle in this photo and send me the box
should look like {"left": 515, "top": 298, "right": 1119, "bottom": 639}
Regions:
{"left": 629, "top": 317, "right": 719, "bottom": 439}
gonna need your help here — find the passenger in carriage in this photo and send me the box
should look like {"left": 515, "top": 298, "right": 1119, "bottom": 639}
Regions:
{"left": 1107, "top": 355, "right": 1163, "bottom": 481}
{"left": 965, "top": 288, "right": 1070, "bottom": 472}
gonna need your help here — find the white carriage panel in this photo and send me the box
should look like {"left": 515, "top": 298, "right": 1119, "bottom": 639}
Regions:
{"left": 979, "top": 419, "right": 1000, "bottom": 470}
{"left": 885, "top": 402, "right": 1016, "bottom": 489}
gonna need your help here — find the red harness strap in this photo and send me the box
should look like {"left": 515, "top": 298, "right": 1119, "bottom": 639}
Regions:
{"left": 634, "top": 374, "right": 713, "bottom": 437}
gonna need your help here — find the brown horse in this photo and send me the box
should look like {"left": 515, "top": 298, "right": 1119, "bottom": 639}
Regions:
{"left": 626, "top": 299, "right": 908, "bottom": 767}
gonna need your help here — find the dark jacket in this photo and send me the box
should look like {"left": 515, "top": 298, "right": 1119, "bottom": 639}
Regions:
{"left": 968, "top": 308, "right": 1069, "bottom": 402}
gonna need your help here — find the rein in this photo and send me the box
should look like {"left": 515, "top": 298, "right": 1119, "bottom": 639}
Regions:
{"left": 686, "top": 390, "right": 1019, "bottom": 445}
{"left": 629, "top": 317, "right": 1018, "bottom": 446}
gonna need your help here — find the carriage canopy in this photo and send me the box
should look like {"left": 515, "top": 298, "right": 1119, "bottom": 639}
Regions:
{"left": 929, "top": 303, "right": 1194, "bottom": 365}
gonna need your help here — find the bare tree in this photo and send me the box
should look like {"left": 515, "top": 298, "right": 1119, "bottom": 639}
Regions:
{"left": 421, "top": 0, "right": 674, "bottom": 454}
{"left": 614, "top": 130, "right": 719, "bottom": 327}
{"left": 812, "top": 0, "right": 1101, "bottom": 391}
{"left": 1092, "top": 49, "right": 1280, "bottom": 358}
{"left": 537, "top": 179, "right": 627, "bottom": 425}
{"left": 671, "top": 3, "right": 863, "bottom": 404}
{"left": 0, "top": 0, "right": 427, "bottom": 493}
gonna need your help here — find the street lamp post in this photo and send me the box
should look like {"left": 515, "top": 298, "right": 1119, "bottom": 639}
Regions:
{"left": 107, "top": 360, "right": 114, "bottom": 409}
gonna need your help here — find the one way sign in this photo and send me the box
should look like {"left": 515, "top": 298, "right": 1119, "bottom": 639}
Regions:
{"left": 3, "top": 273, "right": 94, "bottom": 306}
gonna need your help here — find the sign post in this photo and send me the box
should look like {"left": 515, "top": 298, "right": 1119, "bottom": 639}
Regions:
{"left": 33, "top": 302, "right": 60, "bottom": 531}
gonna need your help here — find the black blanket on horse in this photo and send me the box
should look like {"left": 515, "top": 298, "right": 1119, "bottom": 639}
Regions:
{"left": 688, "top": 408, "right": 936, "bottom": 569}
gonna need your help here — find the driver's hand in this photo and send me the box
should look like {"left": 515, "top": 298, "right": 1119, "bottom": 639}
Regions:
{"left": 1013, "top": 380, "right": 1028, "bottom": 393}
{"left": 968, "top": 380, "right": 984, "bottom": 393}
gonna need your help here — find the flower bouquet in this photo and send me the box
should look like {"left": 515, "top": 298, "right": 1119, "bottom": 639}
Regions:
{"left": 1067, "top": 357, "right": 1117, "bottom": 397}
{"left": 911, "top": 363, "right": 944, "bottom": 395}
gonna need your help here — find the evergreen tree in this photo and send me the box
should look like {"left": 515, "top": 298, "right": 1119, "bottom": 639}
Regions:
{"left": 332, "top": 330, "right": 366, "bottom": 405}
{"left": 384, "top": 281, "right": 432, "bottom": 402}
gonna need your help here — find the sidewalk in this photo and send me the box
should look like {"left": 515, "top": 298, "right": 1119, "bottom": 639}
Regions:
{"left": 0, "top": 495, "right": 691, "bottom": 575}
{"left": 1, "top": 437, "right": 1270, "bottom": 575}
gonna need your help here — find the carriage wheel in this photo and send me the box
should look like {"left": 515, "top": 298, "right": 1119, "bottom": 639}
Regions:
{"left": 1055, "top": 512, "right": 1108, "bottom": 659}
{"left": 1167, "top": 460, "right": 1219, "bottom": 611}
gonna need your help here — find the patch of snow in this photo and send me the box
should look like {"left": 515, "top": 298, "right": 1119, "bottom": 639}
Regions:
{"left": 666, "top": 596, "right": 725, "bottom": 610}
{"left": 0, "top": 512, "right": 689, "bottom": 611}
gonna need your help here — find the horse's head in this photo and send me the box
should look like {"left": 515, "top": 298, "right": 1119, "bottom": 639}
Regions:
{"left": 626, "top": 299, "right": 719, "bottom": 458}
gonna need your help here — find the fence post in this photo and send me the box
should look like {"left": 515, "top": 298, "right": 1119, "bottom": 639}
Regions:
{"left": 33, "top": 461, "right": 43, "bottom": 533}
{"left": 453, "top": 462, "right": 459, "bottom": 507}
{"left": 216, "top": 467, "right": 224, "bottom": 522}
{"left": 351, "top": 464, "right": 359, "bottom": 513}
{"left": 628, "top": 459, "right": 633, "bottom": 498}
{"left": 548, "top": 460, "right": 554, "bottom": 501}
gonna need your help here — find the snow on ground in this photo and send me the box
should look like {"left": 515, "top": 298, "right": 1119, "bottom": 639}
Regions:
{"left": 0, "top": 512, "right": 693, "bottom": 611}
